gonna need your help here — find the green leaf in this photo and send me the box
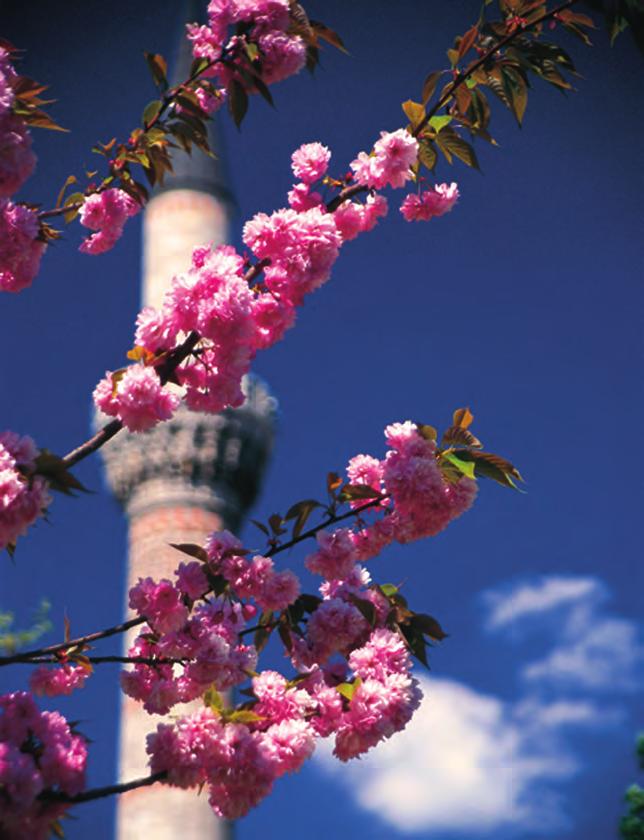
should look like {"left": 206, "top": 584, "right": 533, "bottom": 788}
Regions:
{"left": 336, "top": 677, "right": 362, "bottom": 701}
{"left": 142, "top": 100, "right": 162, "bottom": 127}
{"left": 442, "top": 452, "right": 477, "bottom": 480}
{"left": 310, "top": 20, "right": 349, "bottom": 54}
{"left": 339, "top": 484, "right": 382, "bottom": 502}
{"left": 144, "top": 52, "right": 168, "bottom": 90}
{"left": 402, "top": 99, "right": 426, "bottom": 130}
{"left": 34, "top": 451, "right": 89, "bottom": 496}
{"left": 228, "top": 79, "right": 248, "bottom": 128}
{"left": 170, "top": 543, "right": 208, "bottom": 563}
{"left": 284, "top": 499, "right": 322, "bottom": 540}
{"left": 203, "top": 685, "right": 224, "bottom": 713}
{"left": 421, "top": 71, "right": 443, "bottom": 105}
{"left": 418, "top": 139, "right": 437, "bottom": 172}
{"left": 428, "top": 114, "right": 452, "bottom": 133}
{"left": 450, "top": 449, "right": 524, "bottom": 489}
{"left": 227, "top": 709, "right": 265, "bottom": 724}
{"left": 435, "top": 126, "right": 480, "bottom": 169}
{"left": 379, "top": 583, "right": 399, "bottom": 598}
{"left": 441, "top": 425, "right": 482, "bottom": 449}
{"left": 411, "top": 613, "right": 448, "bottom": 642}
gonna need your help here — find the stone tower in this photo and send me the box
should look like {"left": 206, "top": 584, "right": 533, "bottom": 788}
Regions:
{"left": 99, "top": 4, "right": 275, "bottom": 837}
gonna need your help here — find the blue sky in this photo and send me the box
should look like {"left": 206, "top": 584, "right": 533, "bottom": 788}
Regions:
{"left": 1, "top": 1, "right": 643, "bottom": 838}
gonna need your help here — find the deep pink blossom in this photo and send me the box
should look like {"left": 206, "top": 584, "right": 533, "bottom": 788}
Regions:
{"left": 93, "top": 365, "right": 180, "bottom": 432}
{"left": 79, "top": 188, "right": 140, "bottom": 255}
{"left": 0, "top": 115, "right": 36, "bottom": 199}
{"left": 305, "top": 528, "right": 357, "bottom": 580}
{"left": 0, "top": 431, "right": 50, "bottom": 550}
{"left": 350, "top": 129, "right": 418, "bottom": 189}
{"left": 400, "top": 182, "right": 459, "bottom": 221}
{"left": 0, "top": 200, "right": 45, "bottom": 292}
{"left": 30, "top": 664, "right": 89, "bottom": 697}
{"left": 291, "top": 142, "right": 330, "bottom": 184}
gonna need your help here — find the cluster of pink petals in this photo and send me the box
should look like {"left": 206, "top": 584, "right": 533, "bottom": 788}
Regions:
{"left": 350, "top": 129, "right": 419, "bottom": 189}
{"left": 0, "top": 692, "right": 87, "bottom": 840}
{"left": 93, "top": 364, "right": 180, "bottom": 432}
{"left": 400, "top": 182, "right": 459, "bottom": 222}
{"left": 92, "top": 130, "right": 414, "bottom": 432}
{"left": 78, "top": 188, "right": 140, "bottom": 255}
{"left": 0, "top": 49, "right": 36, "bottom": 200}
{"left": 291, "top": 142, "right": 330, "bottom": 185}
{"left": 30, "top": 664, "right": 89, "bottom": 698}
{"left": 0, "top": 200, "right": 46, "bottom": 292}
{"left": 187, "top": 0, "right": 305, "bottom": 93}
{"left": 0, "top": 430, "right": 50, "bottom": 551}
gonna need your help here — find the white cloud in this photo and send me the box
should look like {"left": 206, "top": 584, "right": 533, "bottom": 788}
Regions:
{"left": 316, "top": 676, "right": 601, "bottom": 836}
{"left": 523, "top": 608, "right": 643, "bottom": 691}
{"left": 483, "top": 576, "right": 605, "bottom": 630}
{"left": 314, "top": 574, "right": 640, "bottom": 836}
{"left": 483, "top": 575, "right": 644, "bottom": 692}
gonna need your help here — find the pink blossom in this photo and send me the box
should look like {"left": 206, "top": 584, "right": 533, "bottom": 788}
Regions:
{"left": 129, "top": 577, "right": 189, "bottom": 635}
{"left": 175, "top": 561, "right": 209, "bottom": 600}
{"left": 93, "top": 365, "right": 180, "bottom": 432}
{"left": 134, "top": 306, "right": 179, "bottom": 353}
{"left": 256, "top": 719, "right": 315, "bottom": 776}
{"left": 400, "top": 182, "right": 459, "bottom": 221}
{"left": 0, "top": 48, "right": 18, "bottom": 118}
{"left": 0, "top": 200, "right": 46, "bottom": 293}
{"left": 0, "top": 431, "right": 50, "bottom": 551}
{"left": 305, "top": 528, "right": 357, "bottom": 580}
{"left": 147, "top": 708, "right": 228, "bottom": 788}
{"left": 287, "top": 182, "right": 323, "bottom": 211}
{"left": 291, "top": 142, "right": 330, "bottom": 184}
{"left": 30, "top": 664, "right": 89, "bottom": 697}
{"left": 350, "top": 129, "right": 418, "bottom": 189}
{"left": 0, "top": 115, "right": 36, "bottom": 199}
{"left": 334, "top": 673, "right": 422, "bottom": 760}
{"left": 307, "top": 598, "right": 367, "bottom": 656}
{"left": 256, "top": 568, "right": 300, "bottom": 611}
{"left": 257, "top": 31, "right": 306, "bottom": 85}
{"left": 0, "top": 692, "right": 87, "bottom": 838}
{"left": 79, "top": 188, "right": 140, "bottom": 255}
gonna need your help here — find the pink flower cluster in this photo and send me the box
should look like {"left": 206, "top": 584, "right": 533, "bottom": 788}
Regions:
{"left": 0, "top": 199, "right": 46, "bottom": 292}
{"left": 78, "top": 187, "right": 140, "bottom": 255}
{"left": 400, "top": 182, "right": 459, "bottom": 222}
{"left": 350, "top": 129, "right": 419, "bottom": 189}
{"left": 0, "top": 48, "right": 43, "bottom": 293}
{"left": 0, "top": 692, "right": 87, "bottom": 840}
{"left": 0, "top": 48, "right": 36, "bottom": 200}
{"left": 30, "top": 664, "right": 89, "bottom": 698}
{"left": 0, "top": 431, "right": 50, "bottom": 551}
{"left": 187, "top": 0, "right": 306, "bottom": 92}
{"left": 92, "top": 135, "right": 405, "bottom": 432}
{"left": 94, "top": 364, "right": 180, "bottom": 432}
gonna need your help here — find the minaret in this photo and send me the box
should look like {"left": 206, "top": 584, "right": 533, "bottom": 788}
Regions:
{"left": 99, "top": 4, "right": 275, "bottom": 837}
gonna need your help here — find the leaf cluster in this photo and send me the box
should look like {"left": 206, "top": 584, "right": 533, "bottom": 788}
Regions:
{"left": 404, "top": 1, "right": 598, "bottom": 179}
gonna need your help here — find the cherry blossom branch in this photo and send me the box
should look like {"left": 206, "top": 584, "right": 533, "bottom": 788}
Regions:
{"left": 0, "top": 497, "right": 384, "bottom": 666}
{"left": 267, "top": 496, "right": 384, "bottom": 557}
{"left": 36, "top": 57, "right": 219, "bottom": 222}
{"left": 9, "top": 655, "right": 183, "bottom": 666}
{"left": 41, "top": 772, "right": 167, "bottom": 805}
{"left": 0, "top": 616, "right": 144, "bottom": 666}
{"left": 413, "top": 0, "right": 580, "bottom": 138}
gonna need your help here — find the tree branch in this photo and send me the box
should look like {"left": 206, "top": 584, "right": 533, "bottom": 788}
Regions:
{"left": 413, "top": 0, "right": 580, "bottom": 138}
{"left": 41, "top": 771, "right": 167, "bottom": 805}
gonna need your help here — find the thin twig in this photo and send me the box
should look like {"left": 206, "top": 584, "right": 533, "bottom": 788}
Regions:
{"left": 41, "top": 771, "right": 167, "bottom": 805}
{"left": 413, "top": 0, "right": 579, "bottom": 138}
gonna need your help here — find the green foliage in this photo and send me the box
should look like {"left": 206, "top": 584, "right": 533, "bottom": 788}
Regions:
{"left": 0, "top": 599, "right": 52, "bottom": 654}
{"left": 620, "top": 734, "right": 644, "bottom": 839}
